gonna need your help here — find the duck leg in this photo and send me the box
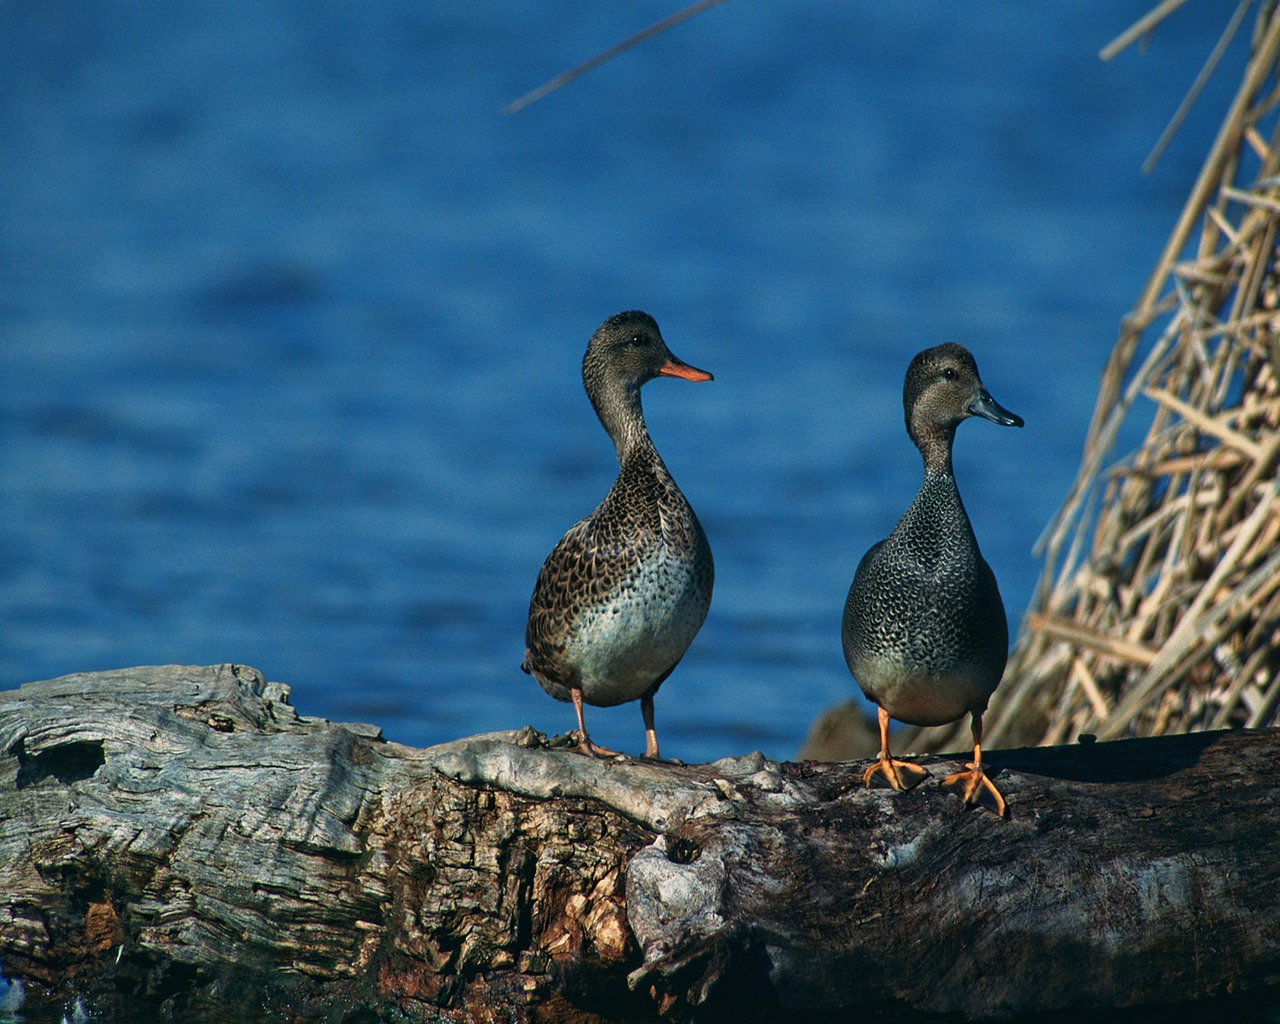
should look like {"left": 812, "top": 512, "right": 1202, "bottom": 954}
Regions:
{"left": 941, "top": 713, "right": 1006, "bottom": 816}
{"left": 863, "top": 706, "right": 930, "bottom": 791}
{"left": 640, "top": 693, "right": 661, "bottom": 760}
{"left": 570, "top": 687, "right": 622, "bottom": 758}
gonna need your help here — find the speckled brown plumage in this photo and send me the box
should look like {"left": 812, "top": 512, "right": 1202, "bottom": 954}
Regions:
{"left": 522, "top": 311, "right": 714, "bottom": 759}
{"left": 842, "top": 342, "right": 1022, "bottom": 813}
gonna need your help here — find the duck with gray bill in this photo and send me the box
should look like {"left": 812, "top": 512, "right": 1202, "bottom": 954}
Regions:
{"left": 523, "top": 311, "right": 714, "bottom": 759}
{"left": 841, "top": 342, "right": 1023, "bottom": 816}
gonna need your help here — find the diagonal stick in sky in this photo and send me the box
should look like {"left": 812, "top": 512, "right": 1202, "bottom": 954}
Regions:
{"left": 503, "top": 0, "right": 728, "bottom": 115}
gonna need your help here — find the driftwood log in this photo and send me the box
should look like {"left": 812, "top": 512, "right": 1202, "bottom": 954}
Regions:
{"left": 1, "top": 664, "right": 1278, "bottom": 1022}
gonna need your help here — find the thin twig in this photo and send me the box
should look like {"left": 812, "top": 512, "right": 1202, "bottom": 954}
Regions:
{"left": 1099, "top": 0, "right": 1197, "bottom": 61}
{"left": 1026, "top": 613, "right": 1159, "bottom": 668}
{"left": 1142, "top": 0, "right": 1252, "bottom": 172}
{"left": 502, "top": 0, "right": 728, "bottom": 115}
{"left": 1142, "top": 385, "right": 1266, "bottom": 460}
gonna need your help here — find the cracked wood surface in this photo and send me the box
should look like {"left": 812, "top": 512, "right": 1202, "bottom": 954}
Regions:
{"left": 0, "top": 664, "right": 1277, "bottom": 1022}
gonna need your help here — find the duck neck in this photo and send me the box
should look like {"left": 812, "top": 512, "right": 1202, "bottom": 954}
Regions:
{"left": 915, "top": 425, "right": 956, "bottom": 478}
{"left": 591, "top": 379, "right": 653, "bottom": 464}
{"left": 905, "top": 460, "right": 974, "bottom": 556}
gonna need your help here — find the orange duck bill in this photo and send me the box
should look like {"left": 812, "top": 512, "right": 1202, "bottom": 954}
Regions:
{"left": 658, "top": 355, "right": 713, "bottom": 382}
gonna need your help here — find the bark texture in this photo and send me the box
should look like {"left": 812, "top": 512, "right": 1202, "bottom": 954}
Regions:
{"left": 1, "top": 664, "right": 1277, "bottom": 1022}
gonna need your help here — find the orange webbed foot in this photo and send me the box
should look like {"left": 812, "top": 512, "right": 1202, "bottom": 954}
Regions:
{"left": 941, "top": 764, "right": 1007, "bottom": 817}
{"left": 638, "top": 753, "right": 684, "bottom": 765}
{"left": 572, "top": 733, "right": 624, "bottom": 759}
{"left": 863, "top": 756, "right": 930, "bottom": 793}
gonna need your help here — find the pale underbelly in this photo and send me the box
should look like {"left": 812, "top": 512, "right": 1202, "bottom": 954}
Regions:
{"left": 851, "top": 657, "right": 995, "bottom": 726}
{"left": 549, "top": 555, "right": 708, "bottom": 707}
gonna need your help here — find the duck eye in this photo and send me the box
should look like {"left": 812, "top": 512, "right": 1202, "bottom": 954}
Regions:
{"left": 627, "top": 334, "right": 646, "bottom": 347}
{"left": 942, "top": 367, "right": 957, "bottom": 381}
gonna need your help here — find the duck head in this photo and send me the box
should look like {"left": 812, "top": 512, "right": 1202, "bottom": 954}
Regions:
{"left": 582, "top": 310, "right": 712, "bottom": 458}
{"left": 903, "top": 342, "right": 1023, "bottom": 471}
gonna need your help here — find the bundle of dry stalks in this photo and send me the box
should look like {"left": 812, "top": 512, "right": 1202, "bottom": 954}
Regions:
{"left": 988, "top": 3, "right": 1280, "bottom": 748}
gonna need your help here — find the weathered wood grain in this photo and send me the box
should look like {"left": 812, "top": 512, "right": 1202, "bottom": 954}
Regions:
{"left": 1, "top": 664, "right": 1277, "bottom": 1022}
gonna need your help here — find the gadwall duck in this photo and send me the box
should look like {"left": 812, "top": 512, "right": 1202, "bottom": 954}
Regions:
{"left": 523, "top": 311, "right": 714, "bottom": 758}
{"left": 842, "top": 343, "right": 1023, "bottom": 815}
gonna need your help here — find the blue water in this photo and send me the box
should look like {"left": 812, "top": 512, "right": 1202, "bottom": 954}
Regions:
{"left": 0, "top": 2, "right": 1247, "bottom": 762}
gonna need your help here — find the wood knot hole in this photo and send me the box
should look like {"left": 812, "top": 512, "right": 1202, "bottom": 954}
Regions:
{"left": 666, "top": 837, "right": 701, "bottom": 865}
{"left": 15, "top": 739, "right": 106, "bottom": 788}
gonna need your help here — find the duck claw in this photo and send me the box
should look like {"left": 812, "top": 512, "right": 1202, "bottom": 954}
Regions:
{"left": 573, "top": 733, "right": 624, "bottom": 759}
{"left": 863, "top": 756, "right": 930, "bottom": 792}
{"left": 941, "top": 764, "right": 1007, "bottom": 817}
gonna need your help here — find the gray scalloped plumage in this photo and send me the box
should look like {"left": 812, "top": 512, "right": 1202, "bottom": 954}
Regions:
{"left": 842, "top": 342, "right": 1023, "bottom": 815}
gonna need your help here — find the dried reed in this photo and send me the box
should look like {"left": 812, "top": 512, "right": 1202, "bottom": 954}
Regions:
{"left": 988, "top": 2, "right": 1280, "bottom": 747}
